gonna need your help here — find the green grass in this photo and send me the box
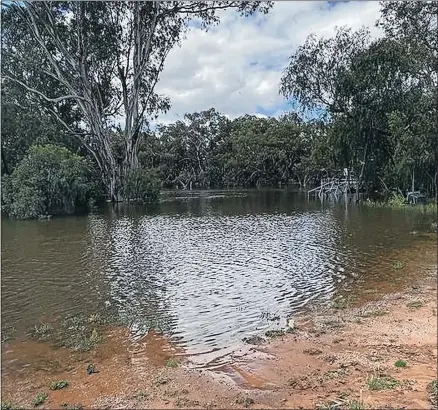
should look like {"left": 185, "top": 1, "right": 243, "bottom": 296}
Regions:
{"left": 348, "top": 400, "right": 366, "bottom": 410}
{"left": 406, "top": 301, "right": 423, "bottom": 309}
{"left": 265, "top": 330, "right": 285, "bottom": 338}
{"left": 1, "top": 403, "right": 24, "bottom": 410}
{"left": 165, "top": 358, "right": 179, "bottom": 368}
{"left": 392, "top": 260, "right": 405, "bottom": 270}
{"left": 364, "top": 195, "right": 437, "bottom": 214}
{"left": 50, "top": 380, "right": 69, "bottom": 390}
{"left": 332, "top": 295, "right": 356, "bottom": 309}
{"left": 428, "top": 380, "right": 437, "bottom": 406}
{"left": 33, "top": 393, "right": 48, "bottom": 407}
{"left": 366, "top": 375, "right": 399, "bottom": 391}
{"left": 394, "top": 359, "right": 407, "bottom": 368}
{"left": 29, "top": 323, "right": 53, "bottom": 340}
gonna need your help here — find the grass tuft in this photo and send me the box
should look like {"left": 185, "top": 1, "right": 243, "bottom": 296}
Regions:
{"left": 358, "top": 309, "right": 388, "bottom": 318}
{"left": 348, "top": 399, "right": 366, "bottom": 410}
{"left": 394, "top": 360, "right": 407, "bottom": 368}
{"left": 50, "top": 380, "right": 69, "bottom": 390}
{"left": 264, "top": 330, "right": 285, "bottom": 338}
{"left": 165, "top": 358, "right": 179, "bottom": 368}
{"left": 406, "top": 301, "right": 423, "bottom": 309}
{"left": 428, "top": 380, "right": 437, "bottom": 406}
{"left": 235, "top": 394, "right": 254, "bottom": 408}
{"left": 33, "top": 393, "right": 48, "bottom": 407}
{"left": 366, "top": 374, "right": 399, "bottom": 390}
{"left": 392, "top": 260, "right": 405, "bottom": 270}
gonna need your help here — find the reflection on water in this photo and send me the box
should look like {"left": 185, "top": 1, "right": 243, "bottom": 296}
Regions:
{"left": 1, "top": 189, "right": 435, "bottom": 357}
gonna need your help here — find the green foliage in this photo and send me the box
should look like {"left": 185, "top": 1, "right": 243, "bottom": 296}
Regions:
{"left": 394, "top": 360, "right": 407, "bottom": 368}
{"left": 264, "top": 330, "right": 285, "bottom": 338}
{"left": 348, "top": 400, "right": 366, "bottom": 410}
{"left": 50, "top": 380, "right": 69, "bottom": 390}
{"left": 33, "top": 393, "right": 48, "bottom": 407}
{"left": 1, "top": 402, "right": 12, "bottom": 410}
{"left": 28, "top": 323, "right": 54, "bottom": 340}
{"left": 122, "top": 167, "right": 161, "bottom": 203}
{"left": 428, "top": 380, "right": 437, "bottom": 407}
{"left": 387, "top": 194, "right": 406, "bottom": 208}
{"left": 165, "top": 358, "right": 179, "bottom": 368}
{"left": 366, "top": 375, "right": 399, "bottom": 390}
{"left": 392, "top": 260, "right": 404, "bottom": 270}
{"left": 406, "top": 301, "right": 423, "bottom": 309}
{"left": 2, "top": 144, "right": 91, "bottom": 219}
{"left": 332, "top": 295, "right": 356, "bottom": 309}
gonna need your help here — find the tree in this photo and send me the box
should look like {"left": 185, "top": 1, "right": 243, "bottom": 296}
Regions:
{"left": 279, "top": 9, "right": 437, "bottom": 196}
{"left": 2, "top": 144, "right": 92, "bottom": 219}
{"left": 157, "top": 108, "right": 231, "bottom": 189}
{"left": 2, "top": 1, "right": 272, "bottom": 201}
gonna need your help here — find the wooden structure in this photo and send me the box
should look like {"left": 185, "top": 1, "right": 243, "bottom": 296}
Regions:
{"left": 308, "top": 175, "right": 359, "bottom": 199}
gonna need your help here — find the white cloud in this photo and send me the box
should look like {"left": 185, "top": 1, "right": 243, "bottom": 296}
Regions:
{"left": 155, "top": 1, "right": 383, "bottom": 124}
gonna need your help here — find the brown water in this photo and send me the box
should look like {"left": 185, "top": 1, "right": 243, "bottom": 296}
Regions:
{"left": 1, "top": 189, "right": 435, "bottom": 362}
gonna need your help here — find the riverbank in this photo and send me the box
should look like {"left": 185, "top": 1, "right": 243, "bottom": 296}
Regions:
{"left": 2, "top": 248, "right": 437, "bottom": 409}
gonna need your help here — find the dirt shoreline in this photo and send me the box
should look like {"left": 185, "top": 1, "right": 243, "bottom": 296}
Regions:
{"left": 2, "top": 266, "right": 437, "bottom": 409}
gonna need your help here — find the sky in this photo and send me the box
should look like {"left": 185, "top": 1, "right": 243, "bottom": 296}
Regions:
{"left": 155, "top": 1, "right": 384, "bottom": 125}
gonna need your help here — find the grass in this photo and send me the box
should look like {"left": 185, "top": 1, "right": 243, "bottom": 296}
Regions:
{"left": 348, "top": 400, "right": 366, "bottom": 410}
{"left": 392, "top": 260, "right": 404, "bottom": 270}
{"left": 428, "top": 380, "right": 437, "bottom": 406}
{"left": 131, "top": 390, "right": 149, "bottom": 399}
{"left": 364, "top": 195, "right": 437, "bottom": 214}
{"left": 33, "top": 393, "right": 48, "bottom": 407}
{"left": 29, "top": 323, "right": 53, "bottom": 340}
{"left": 357, "top": 309, "right": 388, "bottom": 318}
{"left": 366, "top": 375, "right": 399, "bottom": 391}
{"left": 406, "top": 301, "right": 423, "bottom": 309}
{"left": 332, "top": 295, "right": 356, "bottom": 309}
{"left": 165, "top": 358, "right": 179, "bottom": 368}
{"left": 154, "top": 374, "right": 171, "bottom": 386}
{"left": 60, "top": 404, "right": 83, "bottom": 410}
{"left": 50, "top": 380, "right": 69, "bottom": 390}
{"left": 235, "top": 394, "right": 254, "bottom": 408}
{"left": 1, "top": 403, "right": 24, "bottom": 410}
{"left": 265, "top": 329, "right": 285, "bottom": 338}
{"left": 394, "top": 359, "right": 407, "bottom": 368}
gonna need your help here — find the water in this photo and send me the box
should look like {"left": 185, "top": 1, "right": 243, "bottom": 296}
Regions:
{"left": 1, "top": 189, "right": 434, "bottom": 356}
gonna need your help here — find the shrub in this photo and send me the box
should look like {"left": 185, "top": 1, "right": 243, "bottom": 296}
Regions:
{"left": 122, "top": 167, "right": 161, "bottom": 203}
{"left": 50, "top": 380, "right": 69, "bottom": 390}
{"left": 33, "top": 393, "right": 48, "bottom": 407}
{"left": 394, "top": 359, "right": 407, "bottom": 368}
{"left": 2, "top": 144, "right": 91, "bottom": 219}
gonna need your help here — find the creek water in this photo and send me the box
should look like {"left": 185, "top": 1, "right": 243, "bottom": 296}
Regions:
{"left": 1, "top": 189, "right": 435, "bottom": 359}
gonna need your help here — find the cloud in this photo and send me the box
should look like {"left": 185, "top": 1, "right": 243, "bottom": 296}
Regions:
{"left": 155, "top": 1, "right": 383, "bottom": 124}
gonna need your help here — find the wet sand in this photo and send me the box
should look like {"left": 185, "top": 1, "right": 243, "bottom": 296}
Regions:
{"left": 2, "top": 245, "right": 437, "bottom": 409}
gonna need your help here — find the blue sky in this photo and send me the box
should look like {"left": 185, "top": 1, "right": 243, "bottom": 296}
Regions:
{"left": 155, "top": 1, "right": 383, "bottom": 125}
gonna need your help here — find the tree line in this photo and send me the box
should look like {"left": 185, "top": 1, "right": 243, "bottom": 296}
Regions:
{"left": 1, "top": 1, "right": 436, "bottom": 218}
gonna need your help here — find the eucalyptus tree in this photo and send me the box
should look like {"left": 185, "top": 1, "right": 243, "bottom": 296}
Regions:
{"left": 2, "top": 1, "right": 272, "bottom": 200}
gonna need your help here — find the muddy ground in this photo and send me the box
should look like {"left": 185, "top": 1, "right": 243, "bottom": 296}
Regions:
{"left": 2, "top": 252, "right": 437, "bottom": 409}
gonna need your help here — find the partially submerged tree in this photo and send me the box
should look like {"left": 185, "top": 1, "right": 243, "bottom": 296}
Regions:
{"left": 2, "top": 1, "right": 272, "bottom": 201}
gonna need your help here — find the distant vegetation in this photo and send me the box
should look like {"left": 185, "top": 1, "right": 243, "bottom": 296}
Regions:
{"left": 1, "top": 2, "right": 436, "bottom": 218}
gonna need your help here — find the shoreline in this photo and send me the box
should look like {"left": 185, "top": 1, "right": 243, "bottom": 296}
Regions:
{"left": 2, "top": 262, "right": 437, "bottom": 409}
